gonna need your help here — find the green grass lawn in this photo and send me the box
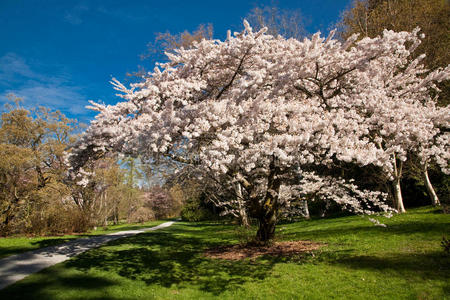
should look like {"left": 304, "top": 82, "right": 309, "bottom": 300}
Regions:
{"left": 0, "top": 220, "right": 165, "bottom": 259}
{"left": 1, "top": 207, "right": 449, "bottom": 299}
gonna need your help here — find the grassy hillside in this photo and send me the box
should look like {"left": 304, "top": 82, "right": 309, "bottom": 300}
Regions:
{"left": 1, "top": 207, "right": 449, "bottom": 299}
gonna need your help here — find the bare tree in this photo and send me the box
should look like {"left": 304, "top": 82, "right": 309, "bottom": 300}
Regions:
{"left": 245, "top": 5, "right": 307, "bottom": 39}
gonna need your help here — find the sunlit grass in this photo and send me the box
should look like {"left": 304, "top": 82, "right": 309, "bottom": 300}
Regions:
{"left": 1, "top": 207, "right": 449, "bottom": 299}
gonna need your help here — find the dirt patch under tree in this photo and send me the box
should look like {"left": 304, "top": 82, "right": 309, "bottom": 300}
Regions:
{"left": 204, "top": 240, "right": 324, "bottom": 260}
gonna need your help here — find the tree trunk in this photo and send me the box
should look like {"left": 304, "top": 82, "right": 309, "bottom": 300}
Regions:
{"left": 422, "top": 164, "right": 440, "bottom": 206}
{"left": 256, "top": 156, "right": 281, "bottom": 243}
{"left": 393, "top": 177, "right": 406, "bottom": 213}
{"left": 113, "top": 206, "right": 119, "bottom": 225}
{"left": 239, "top": 203, "right": 250, "bottom": 227}
{"left": 256, "top": 212, "right": 277, "bottom": 242}
{"left": 392, "top": 157, "right": 406, "bottom": 213}
{"left": 303, "top": 199, "right": 310, "bottom": 220}
{"left": 235, "top": 183, "right": 250, "bottom": 227}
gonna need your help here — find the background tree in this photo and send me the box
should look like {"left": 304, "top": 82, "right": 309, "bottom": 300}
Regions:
{"left": 92, "top": 155, "right": 130, "bottom": 226}
{"left": 161, "top": 165, "right": 222, "bottom": 222}
{"left": 0, "top": 95, "right": 79, "bottom": 235}
{"left": 0, "top": 95, "right": 157, "bottom": 235}
{"left": 339, "top": 0, "right": 450, "bottom": 208}
{"left": 131, "top": 24, "right": 214, "bottom": 78}
{"left": 340, "top": 0, "right": 449, "bottom": 76}
{"left": 141, "top": 185, "right": 175, "bottom": 219}
{"left": 245, "top": 4, "right": 306, "bottom": 39}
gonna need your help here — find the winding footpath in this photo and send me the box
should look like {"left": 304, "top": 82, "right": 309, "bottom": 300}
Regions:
{"left": 0, "top": 221, "right": 175, "bottom": 290}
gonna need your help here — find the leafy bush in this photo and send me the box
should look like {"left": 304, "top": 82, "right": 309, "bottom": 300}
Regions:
{"left": 180, "top": 196, "right": 217, "bottom": 222}
{"left": 22, "top": 203, "right": 92, "bottom": 236}
{"left": 128, "top": 207, "right": 155, "bottom": 223}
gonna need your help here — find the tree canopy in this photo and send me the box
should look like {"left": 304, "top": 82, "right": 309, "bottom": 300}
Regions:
{"left": 68, "top": 21, "right": 449, "bottom": 241}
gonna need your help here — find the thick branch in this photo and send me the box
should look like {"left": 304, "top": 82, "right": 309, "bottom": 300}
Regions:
{"left": 216, "top": 47, "right": 252, "bottom": 100}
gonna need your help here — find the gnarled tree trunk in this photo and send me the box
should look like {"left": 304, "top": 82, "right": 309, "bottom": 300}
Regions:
{"left": 256, "top": 158, "right": 282, "bottom": 243}
{"left": 256, "top": 208, "right": 278, "bottom": 242}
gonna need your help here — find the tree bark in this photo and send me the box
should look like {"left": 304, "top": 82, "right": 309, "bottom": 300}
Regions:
{"left": 303, "top": 199, "right": 310, "bottom": 220}
{"left": 256, "top": 211, "right": 277, "bottom": 242}
{"left": 113, "top": 206, "right": 119, "bottom": 225}
{"left": 392, "top": 157, "right": 406, "bottom": 213}
{"left": 393, "top": 177, "right": 406, "bottom": 213}
{"left": 235, "top": 183, "right": 250, "bottom": 228}
{"left": 256, "top": 157, "right": 281, "bottom": 243}
{"left": 422, "top": 164, "right": 440, "bottom": 206}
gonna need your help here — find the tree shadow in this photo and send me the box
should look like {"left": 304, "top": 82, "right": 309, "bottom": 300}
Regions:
{"left": 95, "top": 223, "right": 161, "bottom": 233}
{"left": 280, "top": 220, "right": 450, "bottom": 242}
{"left": 3, "top": 219, "right": 447, "bottom": 298}
{"left": 0, "top": 224, "right": 169, "bottom": 260}
{"left": 329, "top": 251, "right": 450, "bottom": 281}
{"left": 0, "top": 269, "right": 119, "bottom": 300}
{"left": 0, "top": 237, "right": 82, "bottom": 260}
{"left": 280, "top": 218, "right": 450, "bottom": 285}
{"left": 31, "top": 237, "right": 82, "bottom": 248}
{"left": 61, "top": 224, "right": 286, "bottom": 295}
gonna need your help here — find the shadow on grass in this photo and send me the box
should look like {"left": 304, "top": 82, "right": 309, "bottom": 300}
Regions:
{"left": 325, "top": 251, "right": 450, "bottom": 281}
{"left": 282, "top": 217, "right": 450, "bottom": 283}
{"left": 63, "top": 226, "right": 283, "bottom": 295}
{"left": 335, "top": 251, "right": 449, "bottom": 271}
{"left": 281, "top": 220, "right": 450, "bottom": 241}
{"left": 32, "top": 238, "right": 80, "bottom": 247}
{"left": 0, "top": 237, "right": 81, "bottom": 259}
{"left": 0, "top": 269, "right": 120, "bottom": 300}
{"left": 0, "top": 223, "right": 287, "bottom": 297}
{"left": 323, "top": 250, "right": 450, "bottom": 296}
{"left": 1, "top": 218, "right": 448, "bottom": 298}
{"left": 95, "top": 223, "right": 160, "bottom": 233}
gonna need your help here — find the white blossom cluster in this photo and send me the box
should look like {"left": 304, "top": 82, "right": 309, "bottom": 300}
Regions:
{"left": 294, "top": 172, "right": 393, "bottom": 215}
{"left": 67, "top": 21, "right": 449, "bottom": 216}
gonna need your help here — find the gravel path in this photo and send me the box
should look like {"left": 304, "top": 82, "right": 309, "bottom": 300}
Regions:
{"left": 0, "top": 221, "right": 175, "bottom": 290}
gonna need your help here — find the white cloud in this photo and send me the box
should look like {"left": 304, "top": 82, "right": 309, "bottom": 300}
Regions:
{"left": 4, "top": 84, "right": 86, "bottom": 114}
{"left": 0, "top": 53, "right": 91, "bottom": 119}
{"left": 0, "top": 53, "right": 44, "bottom": 83}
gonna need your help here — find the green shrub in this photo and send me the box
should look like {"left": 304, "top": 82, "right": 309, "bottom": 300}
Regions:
{"left": 180, "top": 196, "right": 217, "bottom": 222}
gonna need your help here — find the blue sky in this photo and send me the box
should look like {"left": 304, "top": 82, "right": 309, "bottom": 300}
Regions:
{"left": 0, "top": 0, "right": 351, "bottom": 123}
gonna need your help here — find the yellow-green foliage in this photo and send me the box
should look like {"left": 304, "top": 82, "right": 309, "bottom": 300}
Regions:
{"left": 0, "top": 96, "right": 77, "bottom": 235}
